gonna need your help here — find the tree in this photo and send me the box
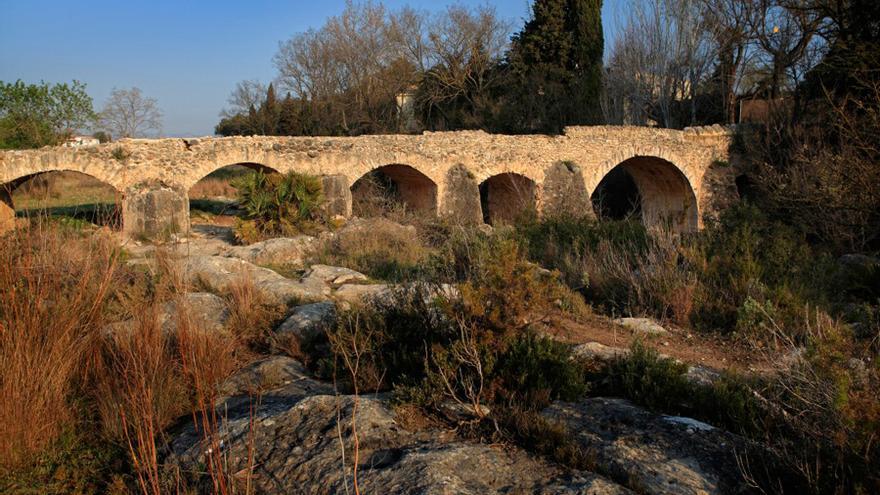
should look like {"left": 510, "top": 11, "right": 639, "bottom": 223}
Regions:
{"left": 505, "top": 0, "right": 605, "bottom": 133}
{"left": 0, "top": 79, "right": 95, "bottom": 149}
{"left": 605, "top": 0, "right": 715, "bottom": 128}
{"left": 701, "top": 0, "right": 757, "bottom": 123}
{"left": 258, "top": 83, "right": 280, "bottom": 135}
{"left": 415, "top": 5, "right": 511, "bottom": 130}
{"left": 98, "top": 87, "right": 162, "bottom": 139}
{"left": 219, "top": 79, "right": 266, "bottom": 119}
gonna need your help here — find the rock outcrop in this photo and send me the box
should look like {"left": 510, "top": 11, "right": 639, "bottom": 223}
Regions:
{"left": 166, "top": 357, "right": 633, "bottom": 495}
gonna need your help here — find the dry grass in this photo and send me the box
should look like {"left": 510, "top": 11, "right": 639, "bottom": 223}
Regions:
{"left": 581, "top": 230, "right": 698, "bottom": 326}
{"left": 189, "top": 178, "right": 238, "bottom": 200}
{"left": 12, "top": 171, "right": 119, "bottom": 210}
{"left": 0, "top": 223, "right": 256, "bottom": 493}
{"left": 224, "top": 273, "right": 286, "bottom": 352}
{"left": 312, "top": 218, "right": 429, "bottom": 281}
{"left": 0, "top": 225, "right": 121, "bottom": 468}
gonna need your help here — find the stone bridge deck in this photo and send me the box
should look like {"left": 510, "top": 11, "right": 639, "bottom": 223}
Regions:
{"left": 0, "top": 125, "right": 738, "bottom": 236}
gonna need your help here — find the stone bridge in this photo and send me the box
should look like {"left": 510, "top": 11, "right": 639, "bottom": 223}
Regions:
{"left": 0, "top": 125, "right": 738, "bottom": 237}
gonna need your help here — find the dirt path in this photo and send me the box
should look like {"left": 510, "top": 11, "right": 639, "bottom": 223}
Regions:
{"left": 539, "top": 312, "right": 775, "bottom": 374}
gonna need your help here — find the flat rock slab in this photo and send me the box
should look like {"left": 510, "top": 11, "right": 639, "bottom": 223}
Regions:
{"left": 571, "top": 342, "right": 630, "bottom": 362}
{"left": 614, "top": 317, "right": 668, "bottom": 335}
{"left": 160, "top": 292, "right": 230, "bottom": 335}
{"left": 166, "top": 358, "right": 631, "bottom": 495}
{"left": 301, "top": 264, "right": 369, "bottom": 288}
{"left": 183, "top": 255, "right": 328, "bottom": 306}
{"left": 225, "top": 235, "right": 317, "bottom": 266}
{"left": 333, "top": 283, "right": 392, "bottom": 303}
{"left": 276, "top": 301, "right": 336, "bottom": 341}
{"left": 543, "top": 397, "right": 749, "bottom": 495}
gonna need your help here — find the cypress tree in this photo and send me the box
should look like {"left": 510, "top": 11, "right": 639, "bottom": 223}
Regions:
{"left": 506, "top": 0, "right": 604, "bottom": 132}
{"left": 278, "top": 93, "right": 302, "bottom": 136}
{"left": 261, "top": 83, "right": 279, "bottom": 135}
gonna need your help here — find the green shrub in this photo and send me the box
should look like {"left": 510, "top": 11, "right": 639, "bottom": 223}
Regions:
{"left": 314, "top": 231, "right": 585, "bottom": 412}
{"left": 514, "top": 214, "right": 648, "bottom": 288}
{"left": 598, "top": 341, "right": 690, "bottom": 411}
{"left": 233, "top": 170, "right": 323, "bottom": 243}
{"left": 692, "top": 203, "right": 834, "bottom": 337}
{"left": 494, "top": 331, "right": 587, "bottom": 406}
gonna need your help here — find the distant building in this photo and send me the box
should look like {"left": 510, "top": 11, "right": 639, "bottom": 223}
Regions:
{"left": 738, "top": 98, "right": 790, "bottom": 124}
{"left": 396, "top": 86, "right": 420, "bottom": 133}
{"left": 63, "top": 135, "right": 100, "bottom": 147}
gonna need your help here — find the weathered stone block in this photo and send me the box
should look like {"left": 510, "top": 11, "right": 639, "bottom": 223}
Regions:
{"left": 542, "top": 161, "right": 594, "bottom": 218}
{"left": 441, "top": 164, "right": 482, "bottom": 225}
{"left": 123, "top": 181, "right": 189, "bottom": 239}
{"left": 0, "top": 187, "right": 14, "bottom": 234}
{"left": 321, "top": 174, "right": 351, "bottom": 217}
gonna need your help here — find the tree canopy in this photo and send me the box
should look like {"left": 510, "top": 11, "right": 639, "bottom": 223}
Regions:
{"left": 0, "top": 80, "right": 95, "bottom": 149}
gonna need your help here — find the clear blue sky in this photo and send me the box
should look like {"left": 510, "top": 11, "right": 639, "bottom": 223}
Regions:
{"left": 1, "top": 1, "right": 624, "bottom": 137}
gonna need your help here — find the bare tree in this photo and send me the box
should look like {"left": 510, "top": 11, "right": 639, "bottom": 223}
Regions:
{"left": 605, "top": 0, "right": 715, "bottom": 128}
{"left": 219, "top": 79, "right": 266, "bottom": 119}
{"left": 98, "top": 87, "right": 162, "bottom": 139}
{"left": 746, "top": 0, "right": 825, "bottom": 98}
{"left": 701, "top": 0, "right": 759, "bottom": 123}
{"left": 417, "top": 5, "right": 511, "bottom": 128}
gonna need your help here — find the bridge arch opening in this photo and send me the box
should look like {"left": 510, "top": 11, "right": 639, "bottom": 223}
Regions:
{"left": 591, "top": 156, "right": 698, "bottom": 232}
{"left": 188, "top": 163, "right": 279, "bottom": 224}
{"left": 351, "top": 164, "right": 437, "bottom": 217}
{"left": 2, "top": 170, "right": 121, "bottom": 229}
{"left": 479, "top": 173, "right": 537, "bottom": 225}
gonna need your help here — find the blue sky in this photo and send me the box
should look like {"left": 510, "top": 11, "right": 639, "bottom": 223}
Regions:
{"left": 1, "top": 1, "right": 625, "bottom": 137}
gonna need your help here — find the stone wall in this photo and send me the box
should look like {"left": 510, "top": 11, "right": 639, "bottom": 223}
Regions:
{"left": 0, "top": 125, "right": 736, "bottom": 236}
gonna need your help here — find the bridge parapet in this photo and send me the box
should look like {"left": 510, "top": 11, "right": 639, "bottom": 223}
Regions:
{"left": 0, "top": 126, "right": 737, "bottom": 238}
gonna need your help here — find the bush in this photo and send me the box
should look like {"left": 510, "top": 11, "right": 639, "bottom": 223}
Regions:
{"left": 315, "top": 231, "right": 585, "bottom": 414}
{"left": 515, "top": 214, "right": 648, "bottom": 289}
{"left": 692, "top": 204, "right": 834, "bottom": 338}
{"left": 494, "top": 332, "right": 587, "bottom": 407}
{"left": 233, "top": 170, "right": 324, "bottom": 243}
{"left": 311, "top": 218, "right": 429, "bottom": 281}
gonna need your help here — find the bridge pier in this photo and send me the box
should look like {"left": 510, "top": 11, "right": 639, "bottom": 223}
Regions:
{"left": 321, "top": 174, "right": 352, "bottom": 218}
{"left": 541, "top": 161, "right": 595, "bottom": 219}
{"left": 123, "top": 181, "right": 189, "bottom": 240}
{"left": 0, "top": 186, "right": 14, "bottom": 234}
{"left": 440, "top": 164, "right": 483, "bottom": 225}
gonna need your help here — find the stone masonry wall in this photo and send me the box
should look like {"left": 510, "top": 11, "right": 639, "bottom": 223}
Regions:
{"left": 0, "top": 125, "right": 735, "bottom": 234}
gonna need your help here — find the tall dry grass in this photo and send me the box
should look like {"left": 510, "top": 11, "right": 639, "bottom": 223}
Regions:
{"left": 0, "top": 225, "right": 121, "bottom": 468}
{"left": 189, "top": 178, "right": 238, "bottom": 200}
{"left": 581, "top": 230, "right": 698, "bottom": 326}
{"left": 0, "top": 224, "right": 254, "bottom": 493}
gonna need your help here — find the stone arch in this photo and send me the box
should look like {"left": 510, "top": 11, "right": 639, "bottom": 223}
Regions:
{"left": 591, "top": 155, "right": 698, "bottom": 232}
{"left": 351, "top": 164, "right": 438, "bottom": 216}
{"left": 1, "top": 170, "right": 122, "bottom": 230}
{"left": 479, "top": 172, "right": 537, "bottom": 225}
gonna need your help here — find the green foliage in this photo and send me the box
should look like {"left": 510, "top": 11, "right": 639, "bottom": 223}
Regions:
{"left": 0, "top": 80, "right": 95, "bottom": 149}
{"left": 233, "top": 170, "right": 324, "bottom": 243}
{"left": 504, "top": 0, "right": 604, "bottom": 132}
{"left": 514, "top": 214, "right": 647, "bottom": 287}
{"left": 0, "top": 429, "right": 129, "bottom": 495}
{"left": 495, "top": 331, "right": 587, "bottom": 406}
{"left": 600, "top": 340, "right": 690, "bottom": 411}
{"left": 692, "top": 203, "right": 833, "bottom": 336}
{"left": 315, "top": 230, "right": 584, "bottom": 413}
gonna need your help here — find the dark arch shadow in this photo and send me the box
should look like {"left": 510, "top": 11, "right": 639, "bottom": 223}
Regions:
{"left": 351, "top": 164, "right": 438, "bottom": 217}
{"left": 592, "top": 156, "right": 698, "bottom": 232}
{"left": 479, "top": 173, "right": 537, "bottom": 225}
{"left": 4, "top": 170, "right": 122, "bottom": 229}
